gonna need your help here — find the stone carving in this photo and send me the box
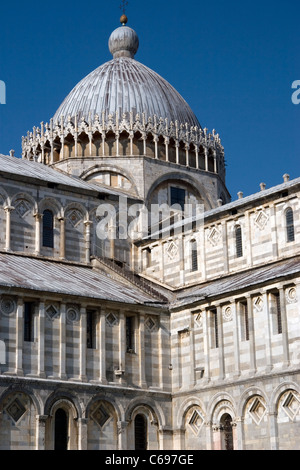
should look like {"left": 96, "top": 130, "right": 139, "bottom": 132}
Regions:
{"left": 66, "top": 305, "right": 80, "bottom": 324}
{"left": 0, "top": 296, "right": 16, "bottom": 317}
{"left": 286, "top": 287, "right": 297, "bottom": 304}
{"left": 254, "top": 210, "right": 269, "bottom": 230}
{"left": 207, "top": 226, "right": 221, "bottom": 246}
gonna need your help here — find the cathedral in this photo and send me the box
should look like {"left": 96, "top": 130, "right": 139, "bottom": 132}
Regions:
{"left": 0, "top": 14, "right": 299, "bottom": 451}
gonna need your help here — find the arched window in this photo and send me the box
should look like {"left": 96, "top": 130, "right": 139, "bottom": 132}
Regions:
{"left": 220, "top": 413, "right": 234, "bottom": 450}
{"left": 235, "top": 225, "right": 243, "bottom": 258}
{"left": 43, "top": 209, "right": 54, "bottom": 248}
{"left": 286, "top": 208, "right": 295, "bottom": 242}
{"left": 191, "top": 240, "right": 198, "bottom": 272}
{"left": 134, "top": 414, "right": 147, "bottom": 450}
{"left": 54, "top": 408, "right": 68, "bottom": 450}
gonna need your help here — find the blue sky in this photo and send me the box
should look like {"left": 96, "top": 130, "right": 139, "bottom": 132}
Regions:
{"left": 0, "top": 0, "right": 299, "bottom": 200}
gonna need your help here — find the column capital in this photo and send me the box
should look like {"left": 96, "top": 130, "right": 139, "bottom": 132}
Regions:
{"left": 4, "top": 205, "right": 15, "bottom": 212}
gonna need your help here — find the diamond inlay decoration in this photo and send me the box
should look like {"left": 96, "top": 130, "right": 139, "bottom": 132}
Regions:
{"left": 254, "top": 210, "right": 269, "bottom": 230}
{"left": 249, "top": 398, "right": 266, "bottom": 425}
{"left": 67, "top": 209, "right": 83, "bottom": 227}
{"left": 188, "top": 409, "right": 204, "bottom": 436}
{"left": 106, "top": 312, "right": 118, "bottom": 327}
{"left": 166, "top": 241, "right": 178, "bottom": 260}
{"left": 145, "top": 316, "right": 157, "bottom": 332}
{"left": 91, "top": 403, "right": 111, "bottom": 428}
{"left": 207, "top": 226, "right": 221, "bottom": 246}
{"left": 46, "top": 304, "right": 60, "bottom": 321}
{"left": 282, "top": 392, "right": 300, "bottom": 421}
{"left": 254, "top": 296, "right": 263, "bottom": 312}
{"left": 194, "top": 312, "right": 202, "bottom": 328}
{"left": 6, "top": 398, "right": 27, "bottom": 423}
{"left": 15, "top": 200, "right": 30, "bottom": 218}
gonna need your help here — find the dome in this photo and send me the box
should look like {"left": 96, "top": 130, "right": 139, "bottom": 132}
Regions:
{"left": 53, "top": 22, "right": 201, "bottom": 128}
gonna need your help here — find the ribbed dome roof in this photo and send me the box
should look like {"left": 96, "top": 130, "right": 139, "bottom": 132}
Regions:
{"left": 53, "top": 22, "right": 201, "bottom": 128}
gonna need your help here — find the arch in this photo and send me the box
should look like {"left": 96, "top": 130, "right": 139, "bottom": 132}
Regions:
{"left": 237, "top": 387, "right": 269, "bottom": 417}
{"left": 207, "top": 392, "right": 237, "bottom": 423}
{"left": 11, "top": 192, "right": 38, "bottom": 213}
{"left": 64, "top": 133, "right": 75, "bottom": 159}
{"left": 132, "top": 131, "right": 144, "bottom": 156}
{"left": 78, "top": 131, "right": 89, "bottom": 157}
{"left": 85, "top": 393, "right": 124, "bottom": 421}
{"left": 0, "top": 383, "right": 43, "bottom": 416}
{"left": 146, "top": 172, "right": 207, "bottom": 208}
{"left": 91, "top": 130, "right": 103, "bottom": 156}
{"left": 270, "top": 381, "right": 300, "bottom": 415}
{"left": 80, "top": 164, "right": 139, "bottom": 197}
{"left": 177, "top": 396, "right": 207, "bottom": 429}
{"left": 125, "top": 396, "right": 165, "bottom": 429}
{"left": 44, "top": 389, "right": 83, "bottom": 419}
{"left": 38, "top": 197, "right": 63, "bottom": 218}
{"left": 64, "top": 201, "right": 88, "bottom": 221}
{"left": 45, "top": 395, "right": 80, "bottom": 451}
{"left": 119, "top": 130, "right": 130, "bottom": 156}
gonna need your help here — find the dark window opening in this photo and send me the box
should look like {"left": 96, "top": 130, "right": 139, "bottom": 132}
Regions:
{"left": 235, "top": 226, "right": 243, "bottom": 258}
{"left": 274, "top": 293, "right": 282, "bottom": 334}
{"left": 191, "top": 240, "right": 198, "bottom": 272}
{"left": 286, "top": 208, "right": 295, "bottom": 242}
{"left": 170, "top": 187, "right": 186, "bottom": 210}
{"left": 135, "top": 414, "right": 147, "bottom": 450}
{"left": 43, "top": 209, "right": 54, "bottom": 248}
{"left": 126, "top": 316, "right": 134, "bottom": 352}
{"left": 54, "top": 408, "right": 68, "bottom": 451}
{"left": 211, "top": 308, "right": 218, "bottom": 349}
{"left": 221, "top": 414, "right": 234, "bottom": 451}
{"left": 87, "top": 311, "right": 96, "bottom": 349}
{"left": 24, "top": 302, "right": 34, "bottom": 342}
{"left": 241, "top": 301, "right": 249, "bottom": 341}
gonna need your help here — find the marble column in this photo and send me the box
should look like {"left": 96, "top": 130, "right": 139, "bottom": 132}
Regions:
{"left": 77, "top": 418, "right": 89, "bottom": 450}
{"left": 118, "top": 311, "right": 126, "bottom": 385}
{"left": 59, "top": 303, "right": 67, "bottom": 379}
{"left": 279, "top": 286, "right": 290, "bottom": 367}
{"left": 79, "top": 306, "right": 87, "bottom": 381}
{"left": 246, "top": 295, "right": 256, "bottom": 375}
{"left": 4, "top": 205, "right": 14, "bottom": 251}
{"left": 58, "top": 217, "right": 66, "bottom": 260}
{"left": 38, "top": 301, "right": 45, "bottom": 378}
{"left": 36, "top": 415, "right": 48, "bottom": 450}
{"left": 15, "top": 298, "right": 24, "bottom": 376}
{"left": 138, "top": 313, "right": 147, "bottom": 388}
{"left": 84, "top": 221, "right": 92, "bottom": 264}
{"left": 217, "top": 305, "right": 225, "bottom": 380}
{"left": 34, "top": 212, "right": 42, "bottom": 255}
{"left": 99, "top": 309, "right": 107, "bottom": 384}
{"left": 202, "top": 310, "right": 211, "bottom": 383}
